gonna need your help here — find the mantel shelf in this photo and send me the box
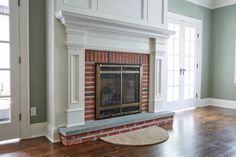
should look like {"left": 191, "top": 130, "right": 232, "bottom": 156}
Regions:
{"left": 55, "top": 10, "right": 174, "bottom": 39}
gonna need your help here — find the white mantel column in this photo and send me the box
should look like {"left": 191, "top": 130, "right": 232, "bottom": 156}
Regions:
{"left": 65, "top": 29, "right": 86, "bottom": 127}
{"left": 149, "top": 38, "right": 167, "bottom": 112}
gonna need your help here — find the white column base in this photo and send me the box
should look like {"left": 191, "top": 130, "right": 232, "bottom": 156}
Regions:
{"left": 149, "top": 99, "right": 165, "bottom": 112}
{"left": 66, "top": 108, "right": 85, "bottom": 127}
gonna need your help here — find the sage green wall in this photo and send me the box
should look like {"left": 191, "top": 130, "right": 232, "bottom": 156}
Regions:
{"left": 28, "top": 0, "right": 236, "bottom": 124}
{"left": 168, "top": 0, "right": 212, "bottom": 98}
{"left": 29, "top": 0, "right": 47, "bottom": 123}
{"left": 210, "top": 5, "right": 236, "bottom": 100}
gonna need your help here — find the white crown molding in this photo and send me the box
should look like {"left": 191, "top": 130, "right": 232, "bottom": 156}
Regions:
{"left": 186, "top": 0, "right": 236, "bottom": 9}
{"left": 212, "top": 0, "right": 236, "bottom": 9}
{"left": 186, "top": 0, "right": 212, "bottom": 8}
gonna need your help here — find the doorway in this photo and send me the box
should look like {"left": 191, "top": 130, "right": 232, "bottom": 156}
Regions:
{"left": 166, "top": 13, "right": 202, "bottom": 111}
{"left": 0, "top": 0, "right": 21, "bottom": 141}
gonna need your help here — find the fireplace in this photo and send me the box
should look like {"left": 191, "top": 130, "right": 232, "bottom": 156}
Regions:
{"left": 96, "top": 64, "right": 142, "bottom": 119}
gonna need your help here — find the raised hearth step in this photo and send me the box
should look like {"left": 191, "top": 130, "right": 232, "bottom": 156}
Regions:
{"left": 59, "top": 111, "right": 175, "bottom": 137}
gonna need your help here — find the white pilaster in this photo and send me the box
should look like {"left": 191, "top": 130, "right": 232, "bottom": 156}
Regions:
{"left": 149, "top": 37, "right": 167, "bottom": 112}
{"left": 66, "top": 29, "right": 86, "bottom": 127}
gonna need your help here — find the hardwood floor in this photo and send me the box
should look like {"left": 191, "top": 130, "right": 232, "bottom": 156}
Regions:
{"left": 1, "top": 106, "right": 236, "bottom": 157}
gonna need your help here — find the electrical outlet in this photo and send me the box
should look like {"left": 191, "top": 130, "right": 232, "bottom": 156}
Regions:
{"left": 31, "top": 107, "right": 36, "bottom": 116}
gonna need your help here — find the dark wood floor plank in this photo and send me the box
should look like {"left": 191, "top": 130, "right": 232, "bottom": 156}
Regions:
{"left": 1, "top": 106, "right": 236, "bottom": 157}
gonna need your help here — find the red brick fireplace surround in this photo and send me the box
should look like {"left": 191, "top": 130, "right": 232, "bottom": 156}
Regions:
{"left": 59, "top": 50, "right": 175, "bottom": 146}
{"left": 84, "top": 50, "right": 150, "bottom": 121}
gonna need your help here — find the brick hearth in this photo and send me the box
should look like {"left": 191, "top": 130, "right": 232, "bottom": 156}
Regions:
{"left": 61, "top": 115, "right": 174, "bottom": 146}
{"left": 84, "top": 50, "right": 150, "bottom": 121}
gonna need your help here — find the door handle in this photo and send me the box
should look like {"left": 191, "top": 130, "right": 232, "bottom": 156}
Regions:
{"left": 183, "top": 68, "right": 186, "bottom": 75}
{"left": 179, "top": 68, "right": 183, "bottom": 75}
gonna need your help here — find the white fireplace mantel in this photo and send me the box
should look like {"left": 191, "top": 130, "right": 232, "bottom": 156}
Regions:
{"left": 55, "top": 10, "right": 174, "bottom": 127}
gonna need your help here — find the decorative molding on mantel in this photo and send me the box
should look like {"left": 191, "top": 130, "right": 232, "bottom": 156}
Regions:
{"left": 55, "top": 10, "right": 173, "bottom": 127}
{"left": 55, "top": 11, "right": 174, "bottom": 40}
{"left": 186, "top": 0, "right": 236, "bottom": 9}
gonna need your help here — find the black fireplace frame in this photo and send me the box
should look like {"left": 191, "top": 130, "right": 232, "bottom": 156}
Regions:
{"left": 95, "top": 63, "right": 143, "bottom": 120}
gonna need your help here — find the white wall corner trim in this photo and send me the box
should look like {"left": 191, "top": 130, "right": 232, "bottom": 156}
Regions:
{"left": 30, "top": 122, "right": 47, "bottom": 138}
{"left": 234, "top": 37, "right": 236, "bottom": 86}
{"left": 198, "top": 98, "right": 236, "bottom": 109}
{"left": 186, "top": 0, "right": 236, "bottom": 9}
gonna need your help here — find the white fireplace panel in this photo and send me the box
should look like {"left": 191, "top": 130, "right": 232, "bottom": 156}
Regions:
{"left": 148, "top": 0, "right": 163, "bottom": 24}
{"left": 70, "top": 55, "right": 80, "bottom": 104}
{"left": 98, "top": 0, "right": 143, "bottom": 19}
{"left": 63, "top": 0, "right": 92, "bottom": 9}
{"left": 56, "top": 0, "right": 167, "bottom": 29}
{"left": 86, "top": 31, "right": 150, "bottom": 53}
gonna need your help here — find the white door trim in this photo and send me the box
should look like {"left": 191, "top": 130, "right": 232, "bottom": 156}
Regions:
{"left": 167, "top": 12, "right": 203, "bottom": 109}
{"left": 19, "top": 0, "right": 30, "bottom": 139}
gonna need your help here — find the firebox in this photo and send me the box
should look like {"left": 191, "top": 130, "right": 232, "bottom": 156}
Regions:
{"left": 96, "top": 64, "right": 142, "bottom": 119}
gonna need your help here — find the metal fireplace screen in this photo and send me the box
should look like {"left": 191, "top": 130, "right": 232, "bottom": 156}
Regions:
{"left": 96, "top": 64, "right": 142, "bottom": 119}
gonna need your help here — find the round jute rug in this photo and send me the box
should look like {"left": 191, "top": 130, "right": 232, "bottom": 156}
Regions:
{"left": 100, "top": 126, "right": 169, "bottom": 146}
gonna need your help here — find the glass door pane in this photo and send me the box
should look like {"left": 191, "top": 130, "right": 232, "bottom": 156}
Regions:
{"left": 0, "top": 0, "right": 10, "bottom": 123}
{"left": 183, "top": 26, "right": 197, "bottom": 99}
{"left": 167, "top": 23, "right": 181, "bottom": 102}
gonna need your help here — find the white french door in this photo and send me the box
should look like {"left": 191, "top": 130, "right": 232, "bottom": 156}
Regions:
{"left": 0, "top": 0, "right": 20, "bottom": 141}
{"left": 166, "top": 14, "right": 201, "bottom": 111}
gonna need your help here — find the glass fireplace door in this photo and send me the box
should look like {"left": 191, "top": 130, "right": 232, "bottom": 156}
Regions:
{"left": 96, "top": 64, "right": 142, "bottom": 119}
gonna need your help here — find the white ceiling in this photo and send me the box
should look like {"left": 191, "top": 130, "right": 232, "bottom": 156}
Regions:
{"left": 186, "top": 0, "right": 236, "bottom": 9}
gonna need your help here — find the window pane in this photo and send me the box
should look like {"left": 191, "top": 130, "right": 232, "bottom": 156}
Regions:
{"left": 168, "top": 56, "right": 173, "bottom": 70}
{"left": 168, "top": 40, "right": 173, "bottom": 55}
{"left": 167, "top": 87, "right": 173, "bottom": 102}
{"left": 174, "top": 25, "right": 180, "bottom": 40}
{"left": 173, "top": 86, "right": 179, "bottom": 101}
{"left": 184, "top": 86, "right": 189, "bottom": 99}
{"left": 189, "top": 85, "right": 194, "bottom": 98}
{"left": 185, "top": 57, "right": 189, "bottom": 70}
{"left": 189, "top": 57, "right": 195, "bottom": 71}
{"left": 185, "top": 72, "right": 189, "bottom": 85}
{"left": 174, "top": 40, "right": 180, "bottom": 55}
{"left": 0, "top": 14, "right": 9, "bottom": 41}
{"left": 0, "top": 70, "right": 10, "bottom": 96}
{"left": 191, "top": 28, "right": 196, "bottom": 42}
{"left": 0, "top": 43, "right": 9, "bottom": 68}
{"left": 173, "top": 56, "right": 179, "bottom": 70}
{"left": 189, "top": 71, "right": 195, "bottom": 85}
{"left": 185, "top": 27, "right": 190, "bottom": 41}
{"left": 168, "top": 71, "right": 173, "bottom": 86}
{"left": 185, "top": 42, "right": 190, "bottom": 56}
{"left": 0, "top": 97, "right": 10, "bottom": 122}
{"left": 190, "top": 43, "right": 195, "bottom": 56}
{"left": 0, "top": 0, "right": 9, "bottom": 14}
{"left": 173, "top": 71, "right": 179, "bottom": 86}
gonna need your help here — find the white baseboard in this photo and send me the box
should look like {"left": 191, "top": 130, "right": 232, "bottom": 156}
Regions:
{"left": 199, "top": 98, "right": 236, "bottom": 109}
{"left": 30, "top": 122, "right": 47, "bottom": 138}
{"left": 30, "top": 122, "right": 60, "bottom": 143}
{"left": 46, "top": 123, "right": 60, "bottom": 143}
{"left": 198, "top": 98, "right": 212, "bottom": 107}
